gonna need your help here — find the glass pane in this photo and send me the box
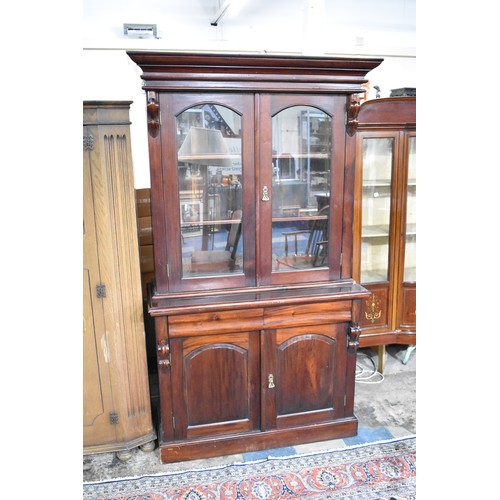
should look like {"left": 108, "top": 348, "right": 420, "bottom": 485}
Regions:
{"left": 271, "top": 107, "right": 332, "bottom": 271}
{"left": 360, "top": 138, "right": 393, "bottom": 283}
{"left": 403, "top": 136, "right": 416, "bottom": 282}
{"left": 176, "top": 104, "right": 243, "bottom": 278}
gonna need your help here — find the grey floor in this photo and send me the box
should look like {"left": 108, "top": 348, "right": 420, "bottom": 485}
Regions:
{"left": 83, "top": 344, "right": 416, "bottom": 483}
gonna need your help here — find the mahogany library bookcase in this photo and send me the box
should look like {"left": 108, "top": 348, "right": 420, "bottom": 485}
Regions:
{"left": 127, "top": 51, "right": 382, "bottom": 463}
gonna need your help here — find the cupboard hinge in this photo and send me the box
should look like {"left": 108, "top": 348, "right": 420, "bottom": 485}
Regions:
{"left": 109, "top": 411, "right": 119, "bottom": 425}
{"left": 96, "top": 284, "right": 107, "bottom": 298}
{"left": 172, "top": 416, "right": 176, "bottom": 431}
{"left": 340, "top": 252, "right": 343, "bottom": 267}
{"left": 83, "top": 134, "right": 94, "bottom": 151}
{"left": 344, "top": 395, "right": 347, "bottom": 407}
{"left": 166, "top": 264, "right": 170, "bottom": 277}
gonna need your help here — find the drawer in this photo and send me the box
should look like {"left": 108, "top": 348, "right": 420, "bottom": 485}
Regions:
{"left": 264, "top": 300, "right": 352, "bottom": 328}
{"left": 168, "top": 308, "right": 264, "bottom": 337}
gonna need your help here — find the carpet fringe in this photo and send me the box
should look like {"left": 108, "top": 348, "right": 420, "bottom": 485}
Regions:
{"left": 83, "top": 434, "right": 416, "bottom": 486}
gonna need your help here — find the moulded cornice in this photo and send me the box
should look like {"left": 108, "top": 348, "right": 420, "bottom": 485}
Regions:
{"left": 127, "top": 51, "right": 383, "bottom": 93}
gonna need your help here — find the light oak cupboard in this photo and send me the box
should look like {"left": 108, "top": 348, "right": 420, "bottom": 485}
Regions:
{"left": 83, "top": 101, "right": 155, "bottom": 459}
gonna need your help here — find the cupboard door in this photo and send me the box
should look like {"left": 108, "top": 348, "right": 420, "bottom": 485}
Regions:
{"left": 262, "top": 324, "right": 347, "bottom": 430}
{"left": 83, "top": 138, "right": 116, "bottom": 446}
{"left": 170, "top": 331, "right": 260, "bottom": 440}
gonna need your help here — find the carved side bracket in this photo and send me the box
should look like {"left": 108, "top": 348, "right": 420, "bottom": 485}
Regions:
{"left": 157, "top": 338, "right": 171, "bottom": 370}
{"left": 346, "top": 95, "right": 361, "bottom": 136}
{"left": 147, "top": 91, "right": 160, "bottom": 138}
{"left": 348, "top": 323, "right": 362, "bottom": 354}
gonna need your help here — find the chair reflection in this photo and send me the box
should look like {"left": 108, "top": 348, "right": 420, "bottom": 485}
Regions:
{"left": 190, "top": 209, "right": 242, "bottom": 273}
{"left": 276, "top": 205, "right": 329, "bottom": 269}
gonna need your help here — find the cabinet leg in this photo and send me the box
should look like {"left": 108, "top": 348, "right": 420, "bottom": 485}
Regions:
{"left": 402, "top": 344, "right": 416, "bottom": 365}
{"left": 377, "top": 345, "right": 386, "bottom": 374}
{"left": 140, "top": 440, "right": 156, "bottom": 452}
{"left": 116, "top": 449, "right": 133, "bottom": 461}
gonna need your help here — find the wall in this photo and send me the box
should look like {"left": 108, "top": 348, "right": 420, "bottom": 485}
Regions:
{"left": 82, "top": 0, "right": 416, "bottom": 187}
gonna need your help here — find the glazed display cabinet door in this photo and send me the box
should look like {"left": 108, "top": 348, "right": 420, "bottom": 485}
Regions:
{"left": 395, "top": 133, "right": 416, "bottom": 330}
{"left": 169, "top": 331, "right": 261, "bottom": 441}
{"left": 261, "top": 324, "right": 347, "bottom": 431}
{"left": 357, "top": 132, "right": 399, "bottom": 332}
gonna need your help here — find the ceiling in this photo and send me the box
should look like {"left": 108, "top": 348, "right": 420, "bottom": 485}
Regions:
{"left": 83, "top": 0, "right": 416, "bottom": 54}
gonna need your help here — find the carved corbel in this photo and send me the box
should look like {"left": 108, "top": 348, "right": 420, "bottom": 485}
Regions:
{"left": 147, "top": 91, "right": 160, "bottom": 138}
{"left": 348, "top": 323, "right": 362, "bottom": 354}
{"left": 346, "top": 94, "right": 361, "bottom": 136}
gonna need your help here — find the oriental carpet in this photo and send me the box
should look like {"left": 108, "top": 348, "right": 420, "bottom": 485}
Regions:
{"left": 83, "top": 436, "right": 416, "bottom": 499}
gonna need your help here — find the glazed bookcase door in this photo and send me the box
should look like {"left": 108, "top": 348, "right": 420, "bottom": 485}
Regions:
{"left": 258, "top": 94, "right": 346, "bottom": 286}
{"left": 395, "top": 132, "right": 416, "bottom": 330}
{"left": 154, "top": 93, "right": 256, "bottom": 293}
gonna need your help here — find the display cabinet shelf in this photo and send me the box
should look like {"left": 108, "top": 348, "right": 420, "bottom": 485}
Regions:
{"left": 362, "top": 225, "right": 390, "bottom": 238}
{"left": 362, "top": 179, "right": 392, "bottom": 188}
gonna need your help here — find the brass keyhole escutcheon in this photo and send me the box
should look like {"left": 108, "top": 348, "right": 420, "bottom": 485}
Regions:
{"left": 262, "top": 186, "right": 270, "bottom": 202}
{"left": 268, "top": 374, "right": 275, "bottom": 388}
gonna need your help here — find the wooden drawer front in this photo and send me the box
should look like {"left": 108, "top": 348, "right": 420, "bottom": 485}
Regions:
{"left": 168, "top": 308, "right": 264, "bottom": 337}
{"left": 264, "top": 301, "right": 351, "bottom": 329}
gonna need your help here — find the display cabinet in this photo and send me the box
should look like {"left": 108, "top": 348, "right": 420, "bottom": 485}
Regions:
{"left": 83, "top": 101, "right": 156, "bottom": 459}
{"left": 127, "top": 52, "right": 381, "bottom": 463}
{"left": 351, "top": 97, "right": 416, "bottom": 368}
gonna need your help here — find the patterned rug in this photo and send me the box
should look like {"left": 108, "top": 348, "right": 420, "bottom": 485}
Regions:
{"left": 83, "top": 436, "right": 416, "bottom": 499}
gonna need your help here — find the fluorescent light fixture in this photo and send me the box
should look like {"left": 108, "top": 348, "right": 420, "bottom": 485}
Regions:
{"left": 211, "top": 0, "right": 247, "bottom": 26}
{"left": 211, "top": 1, "right": 230, "bottom": 26}
{"left": 123, "top": 23, "right": 159, "bottom": 39}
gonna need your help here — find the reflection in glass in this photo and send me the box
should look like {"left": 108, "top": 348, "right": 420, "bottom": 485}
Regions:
{"left": 176, "top": 104, "right": 243, "bottom": 277}
{"left": 360, "top": 138, "right": 394, "bottom": 283}
{"left": 403, "top": 136, "right": 416, "bottom": 282}
{"left": 271, "top": 106, "right": 332, "bottom": 271}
